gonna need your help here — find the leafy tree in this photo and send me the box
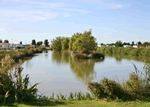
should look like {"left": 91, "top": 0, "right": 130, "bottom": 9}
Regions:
{"left": 62, "top": 37, "right": 70, "bottom": 50}
{"left": 44, "top": 39, "right": 49, "bottom": 47}
{"left": 123, "top": 42, "right": 130, "bottom": 45}
{"left": 0, "top": 39, "right": 2, "bottom": 43}
{"left": 69, "top": 32, "right": 82, "bottom": 51}
{"left": 4, "top": 39, "right": 9, "bottom": 43}
{"left": 72, "top": 29, "right": 97, "bottom": 53}
{"left": 101, "top": 43, "right": 104, "bottom": 45}
{"left": 143, "top": 42, "right": 150, "bottom": 47}
{"left": 131, "top": 41, "right": 134, "bottom": 46}
{"left": 137, "top": 41, "right": 142, "bottom": 45}
{"left": 31, "top": 39, "right": 36, "bottom": 45}
{"left": 20, "top": 41, "right": 22, "bottom": 44}
{"left": 37, "top": 41, "right": 43, "bottom": 45}
{"left": 115, "top": 40, "right": 123, "bottom": 47}
{"left": 51, "top": 37, "right": 64, "bottom": 51}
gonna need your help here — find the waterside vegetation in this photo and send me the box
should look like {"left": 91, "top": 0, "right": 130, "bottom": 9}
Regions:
{"left": 97, "top": 47, "right": 150, "bottom": 57}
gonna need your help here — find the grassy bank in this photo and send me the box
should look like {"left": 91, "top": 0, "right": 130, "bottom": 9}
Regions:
{"left": 88, "top": 63, "right": 150, "bottom": 102}
{"left": 97, "top": 47, "right": 150, "bottom": 57}
{"left": 0, "top": 48, "right": 43, "bottom": 62}
{"left": 2, "top": 99, "right": 150, "bottom": 107}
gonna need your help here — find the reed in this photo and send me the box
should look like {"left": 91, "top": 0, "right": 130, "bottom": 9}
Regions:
{"left": 0, "top": 55, "right": 40, "bottom": 104}
{"left": 97, "top": 47, "right": 150, "bottom": 57}
{"left": 88, "top": 63, "right": 150, "bottom": 101}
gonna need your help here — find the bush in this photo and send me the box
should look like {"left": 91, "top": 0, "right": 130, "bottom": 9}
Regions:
{"left": 91, "top": 53, "right": 104, "bottom": 59}
{"left": 88, "top": 78, "right": 129, "bottom": 100}
{"left": 88, "top": 64, "right": 150, "bottom": 101}
{"left": 73, "top": 53, "right": 88, "bottom": 59}
{"left": 0, "top": 56, "right": 39, "bottom": 104}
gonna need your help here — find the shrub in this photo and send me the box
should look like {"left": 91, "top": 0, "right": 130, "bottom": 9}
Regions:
{"left": 73, "top": 53, "right": 88, "bottom": 59}
{"left": 0, "top": 56, "right": 40, "bottom": 104}
{"left": 91, "top": 53, "right": 104, "bottom": 59}
{"left": 88, "top": 63, "right": 150, "bottom": 101}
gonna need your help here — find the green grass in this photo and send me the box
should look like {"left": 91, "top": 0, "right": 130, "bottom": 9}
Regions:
{"left": 1, "top": 99, "right": 150, "bottom": 107}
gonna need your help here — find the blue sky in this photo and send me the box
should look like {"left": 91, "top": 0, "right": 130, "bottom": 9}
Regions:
{"left": 0, "top": 0, "right": 150, "bottom": 44}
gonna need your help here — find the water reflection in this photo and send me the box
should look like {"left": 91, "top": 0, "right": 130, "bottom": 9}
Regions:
{"left": 69, "top": 58, "right": 104, "bottom": 84}
{"left": 105, "top": 53, "right": 150, "bottom": 64}
{"left": 52, "top": 51, "right": 62, "bottom": 65}
{"left": 51, "top": 51, "right": 105, "bottom": 84}
{"left": 25, "top": 57, "right": 34, "bottom": 69}
{"left": 52, "top": 51, "right": 70, "bottom": 65}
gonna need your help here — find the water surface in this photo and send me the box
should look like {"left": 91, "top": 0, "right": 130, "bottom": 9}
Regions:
{"left": 21, "top": 50, "right": 147, "bottom": 97}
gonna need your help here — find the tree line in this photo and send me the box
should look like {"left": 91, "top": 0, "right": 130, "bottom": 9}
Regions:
{"left": 101, "top": 41, "right": 150, "bottom": 47}
{"left": 0, "top": 39, "right": 49, "bottom": 47}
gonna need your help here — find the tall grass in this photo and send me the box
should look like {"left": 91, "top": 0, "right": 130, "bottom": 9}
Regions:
{"left": 97, "top": 47, "right": 150, "bottom": 57}
{"left": 0, "top": 55, "right": 40, "bottom": 104}
{"left": 88, "top": 63, "right": 150, "bottom": 101}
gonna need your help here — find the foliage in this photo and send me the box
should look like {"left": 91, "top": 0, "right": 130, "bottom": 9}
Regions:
{"left": 51, "top": 37, "right": 64, "bottom": 51}
{"left": 0, "top": 56, "right": 40, "bottom": 104}
{"left": 37, "top": 41, "right": 43, "bottom": 45}
{"left": 62, "top": 38, "right": 70, "bottom": 50}
{"left": 88, "top": 63, "right": 150, "bottom": 101}
{"left": 0, "top": 39, "right": 2, "bottom": 43}
{"left": 73, "top": 53, "right": 88, "bottom": 59}
{"left": 97, "top": 47, "right": 150, "bottom": 57}
{"left": 91, "top": 53, "right": 105, "bottom": 59}
{"left": 20, "top": 41, "right": 22, "bottom": 45}
{"left": 4, "top": 40, "right": 9, "bottom": 43}
{"left": 72, "top": 29, "right": 97, "bottom": 53}
{"left": 123, "top": 42, "right": 130, "bottom": 45}
{"left": 115, "top": 41, "right": 123, "bottom": 47}
{"left": 31, "top": 39, "right": 36, "bottom": 45}
{"left": 44, "top": 39, "right": 49, "bottom": 47}
{"left": 137, "top": 41, "right": 142, "bottom": 45}
{"left": 69, "top": 32, "right": 82, "bottom": 51}
{"left": 131, "top": 41, "right": 135, "bottom": 46}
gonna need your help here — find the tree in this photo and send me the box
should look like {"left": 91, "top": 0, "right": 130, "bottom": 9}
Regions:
{"left": 123, "top": 42, "right": 130, "bottom": 45}
{"left": 115, "top": 40, "right": 123, "bottom": 47}
{"left": 0, "top": 39, "right": 2, "bottom": 43}
{"left": 137, "top": 41, "right": 142, "bottom": 45}
{"left": 72, "top": 29, "right": 97, "bottom": 53}
{"left": 101, "top": 43, "right": 104, "bottom": 45}
{"left": 31, "top": 39, "right": 36, "bottom": 45}
{"left": 44, "top": 39, "right": 49, "bottom": 47}
{"left": 20, "top": 41, "right": 22, "bottom": 44}
{"left": 37, "top": 41, "right": 43, "bottom": 45}
{"left": 69, "top": 32, "right": 82, "bottom": 51}
{"left": 4, "top": 39, "right": 9, "bottom": 43}
{"left": 143, "top": 42, "right": 150, "bottom": 47}
{"left": 62, "top": 38, "right": 70, "bottom": 50}
{"left": 131, "top": 41, "right": 134, "bottom": 46}
{"left": 51, "top": 37, "right": 64, "bottom": 51}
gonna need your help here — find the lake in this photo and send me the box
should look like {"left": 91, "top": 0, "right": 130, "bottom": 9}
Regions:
{"left": 20, "top": 50, "right": 147, "bottom": 97}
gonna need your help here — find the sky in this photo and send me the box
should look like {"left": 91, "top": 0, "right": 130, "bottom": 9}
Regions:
{"left": 0, "top": 0, "right": 150, "bottom": 44}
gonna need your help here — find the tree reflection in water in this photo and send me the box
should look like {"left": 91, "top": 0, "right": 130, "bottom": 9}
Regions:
{"left": 52, "top": 51, "right": 105, "bottom": 84}
{"left": 69, "top": 58, "right": 104, "bottom": 85}
{"left": 52, "top": 51, "right": 62, "bottom": 65}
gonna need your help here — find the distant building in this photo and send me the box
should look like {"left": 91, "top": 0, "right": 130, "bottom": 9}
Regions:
{"left": 97, "top": 44, "right": 105, "bottom": 47}
{"left": 123, "top": 45, "right": 132, "bottom": 48}
{"left": 133, "top": 45, "right": 138, "bottom": 48}
{"left": 0, "top": 43, "right": 10, "bottom": 50}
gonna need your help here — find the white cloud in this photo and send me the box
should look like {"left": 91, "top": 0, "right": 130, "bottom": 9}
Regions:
{"left": 104, "top": 3, "right": 123, "bottom": 9}
{"left": 59, "top": 8, "right": 92, "bottom": 14}
{"left": 0, "top": 10, "right": 60, "bottom": 22}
